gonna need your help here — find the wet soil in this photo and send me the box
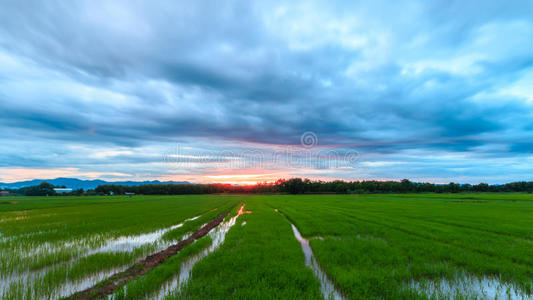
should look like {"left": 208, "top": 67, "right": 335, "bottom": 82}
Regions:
{"left": 66, "top": 211, "right": 230, "bottom": 300}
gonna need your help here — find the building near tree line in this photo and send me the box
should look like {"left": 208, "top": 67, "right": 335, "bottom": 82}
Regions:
{"left": 53, "top": 188, "right": 72, "bottom": 194}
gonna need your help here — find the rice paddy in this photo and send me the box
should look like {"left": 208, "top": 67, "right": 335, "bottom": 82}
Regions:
{"left": 1, "top": 193, "right": 532, "bottom": 299}
{"left": 0, "top": 195, "right": 240, "bottom": 299}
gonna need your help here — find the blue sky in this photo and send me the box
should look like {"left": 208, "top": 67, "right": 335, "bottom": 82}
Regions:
{"left": 0, "top": 0, "right": 532, "bottom": 184}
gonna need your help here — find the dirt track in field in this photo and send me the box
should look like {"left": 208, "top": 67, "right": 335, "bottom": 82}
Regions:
{"left": 66, "top": 210, "right": 231, "bottom": 300}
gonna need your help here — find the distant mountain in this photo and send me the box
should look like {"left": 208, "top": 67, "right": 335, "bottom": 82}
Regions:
{"left": 0, "top": 178, "right": 191, "bottom": 190}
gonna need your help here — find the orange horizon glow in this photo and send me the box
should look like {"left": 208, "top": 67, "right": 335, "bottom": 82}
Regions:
{"left": 0, "top": 167, "right": 354, "bottom": 185}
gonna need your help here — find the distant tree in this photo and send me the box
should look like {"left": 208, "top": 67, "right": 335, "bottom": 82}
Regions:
{"left": 473, "top": 183, "right": 489, "bottom": 192}
{"left": 277, "top": 178, "right": 307, "bottom": 194}
{"left": 21, "top": 182, "right": 57, "bottom": 196}
{"left": 70, "top": 188, "right": 84, "bottom": 196}
{"left": 400, "top": 179, "right": 414, "bottom": 193}
{"left": 448, "top": 182, "right": 460, "bottom": 193}
{"left": 82, "top": 178, "right": 533, "bottom": 196}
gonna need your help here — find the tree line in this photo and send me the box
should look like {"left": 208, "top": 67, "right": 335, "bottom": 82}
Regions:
{"left": 1, "top": 182, "right": 85, "bottom": 196}
{"left": 4, "top": 179, "right": 533, "bottom": 196}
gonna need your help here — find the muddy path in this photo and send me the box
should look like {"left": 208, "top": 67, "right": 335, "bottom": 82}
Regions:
{"left": 66, "top": 210, "right": 231, "bottom": 300}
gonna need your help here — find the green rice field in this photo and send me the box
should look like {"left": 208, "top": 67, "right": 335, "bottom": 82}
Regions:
{"left": 1, "top": 194, "right": 532, "bottom": 299}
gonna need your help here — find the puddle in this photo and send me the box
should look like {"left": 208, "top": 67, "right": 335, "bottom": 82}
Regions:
{"left": 88, "top": 215, "right": 200, "bottom": 254}
{"left": 0, "top": 214, "right": 203, "bottom": 299}
{"left": 409, "top": 275, "right": 532, "bottom": 300}
{"left": 3, "top": 214, "right": 203, "bottom": 273}
{"left": 275, "top": 208, "right": 344, "bottom": 300}
{"left": 291, "top": 224, "right": 344, "bottom": 300}
{"left": 0, "top": 264, "right": 128, "bottom": 300}
{"left": 153, "top": 204, "right": 250, "bottom": 299}
{"left": 53, "top": 266, "right": 128, "bottom": 299}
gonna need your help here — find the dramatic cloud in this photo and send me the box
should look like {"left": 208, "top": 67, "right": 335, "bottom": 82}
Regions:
{"left": 1, "top": 0, "right": 532, "bottom": 183}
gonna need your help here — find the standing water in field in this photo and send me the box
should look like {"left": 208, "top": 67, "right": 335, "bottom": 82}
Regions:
{"left": 409, "top": 274, "right": 532, "bottom": 300}
{"left": 154, "top": 204, "right": 251, "bottom": 299}
{"left": 88, "top": 215, "right": 201, "bottom": 254}
{"left": 4, "top": 214, "right": 202, "bottom": 269}
{"left": 290, "top": 224, "right": 344, "bottom": 300}
{"left": 275, "top": 209, "right": 344, "bottom": 300}
{"left": 0, "top": 214, "right": 203, "bottom": 299}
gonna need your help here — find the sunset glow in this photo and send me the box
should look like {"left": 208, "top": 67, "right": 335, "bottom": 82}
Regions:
{"left": 1, "top": 1, "right": 532, "bottom": 184}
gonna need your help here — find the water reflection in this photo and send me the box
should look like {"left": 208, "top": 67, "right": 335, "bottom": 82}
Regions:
{"left": 273, "top": 208, "right": 343, "bottom": 300}
{"left": 290, "top": 224, "right": 344, "bottom": 300}
{"left": 0, "top": 214, "right": 202, "bottom": 299}
{"left": 154, "top": 204, "right": 250, "bottom": 299}
{"left": 409, "top": 274, "right": 532, "bottom": 300}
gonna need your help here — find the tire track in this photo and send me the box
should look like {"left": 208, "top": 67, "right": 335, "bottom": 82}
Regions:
{"left": 66, "top": 210, "right": 231, "bottom": 300}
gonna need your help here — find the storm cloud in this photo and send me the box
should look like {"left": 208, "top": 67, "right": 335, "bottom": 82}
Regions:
{"left": 1, "top": 0, "right": 533, "bottom": 183}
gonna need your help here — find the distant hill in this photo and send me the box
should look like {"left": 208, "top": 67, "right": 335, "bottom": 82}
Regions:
{"left": 0, "top": 178, "right": 191, "bottom": 190}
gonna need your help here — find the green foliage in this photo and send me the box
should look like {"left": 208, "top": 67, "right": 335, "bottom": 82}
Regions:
{"left": 118, "top": 236, "right": 213, "bottom": 299}
{"left": 267, "top": 194, "right": 533, "bottom": 299}
{"left": 174, "top": 200, "right": 323, "bottom": 299}
{"left": 94, "top": 179, "right": 533, "bottom": 195}
{"left": 19, "top": 182, "right": 57, "bottom": 196}
{"left": 0, "top": 195, "right": 241, "bottom": 299}
{"left": 8, "top": 178, "right": 533, "bottom": 197}
{"left": 2, "top": 194, "right": 533, "bottom": 299}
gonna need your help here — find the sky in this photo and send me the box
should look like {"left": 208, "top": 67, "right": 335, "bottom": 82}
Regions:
{"left": 1, "top": 0, "right": 533, "bottom": 184}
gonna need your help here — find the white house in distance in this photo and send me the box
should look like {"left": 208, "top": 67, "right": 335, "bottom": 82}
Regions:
{"left": 53, "top": 188, "right": 73, "bottom": 194}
